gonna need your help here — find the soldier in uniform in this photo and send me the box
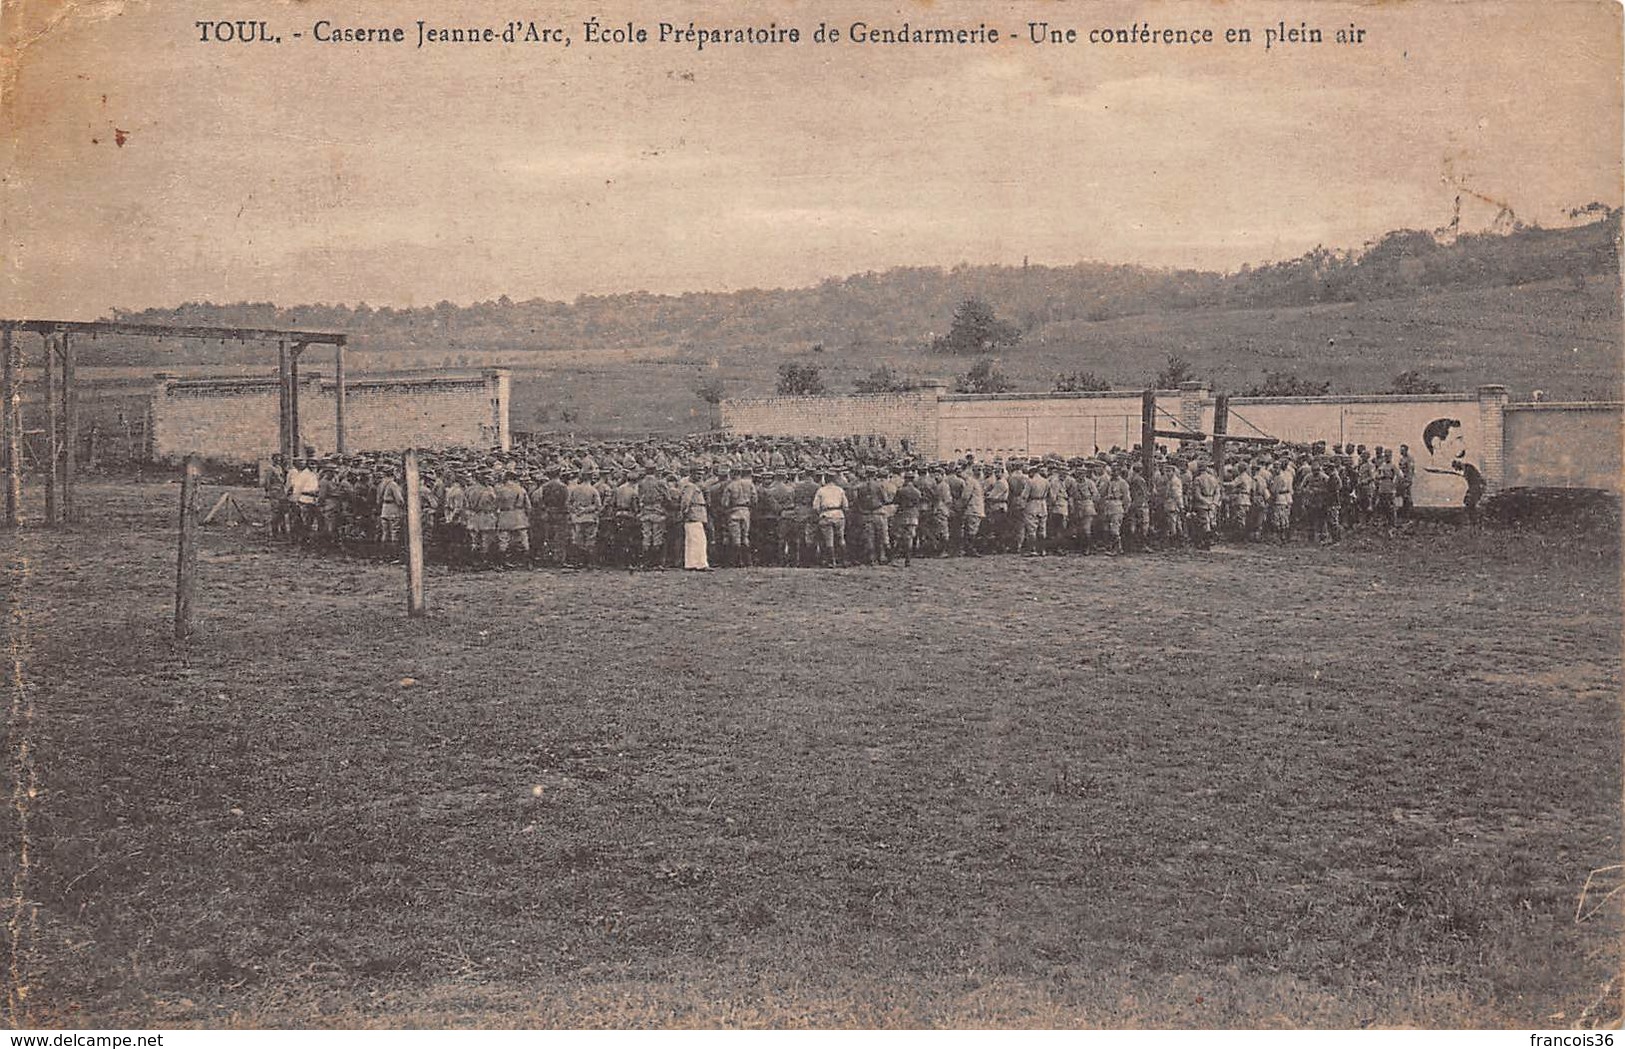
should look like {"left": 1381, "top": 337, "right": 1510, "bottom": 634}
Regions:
{"left": 465, "top": 469, "right": 499, "bottom": 565}
{"left": 791, "top": 467, "right": 821, "bottom": 567}
{"left": 812, "top": 470, "right": 850, "bottom": 568}
{"left": 565, "top": 468, "right": 602, "bottom": 567}
{"left": 636, "top": 467, "right": 671, "bottom": 568}
{"left": 958, "top": 461, "right": 985, "bottom": 557}
{"left": 264, "top": 454, "right": 289, "bottom": 540}
{"left": 493, "top": 468, "right": 532, "bottom": 567}
{"left": 983, "top": 464, "right": 1009, "bottom": 555}
{"left": 1101, "top": 465, "right": 1130, "bottom": 556}
{"left": 678, "top": 467, "right": 711, "bottom": 571}
{"left": 1191, "top": 461, "right": 1221, "bottom": 550}
{"left": 1044, "top": 462, "right": 1069, "bottom": 555}
{"left": 892, "top": 469, "right": 923, "bottom": 566}
{"left": 854, "top": 465, "right": 891, "bottom": 565}
{"left": 439, "top": 470, "right": 468, "bottom": 564}
{"left": 1072, "top": 464, "right": 1098, "bottom": 555}
{"left": 539, "top": 467, "right": 570, "bottom": 566}
{"left": 611, "top": 469, "right": 641, "bottom": 567}
{"left": 720, "top": 466, "right": 758, "bottom": 567}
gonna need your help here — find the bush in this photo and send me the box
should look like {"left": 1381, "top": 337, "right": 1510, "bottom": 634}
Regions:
{"left": 1242, "top": 371, "right": 1332, "bottom": 397}
{"left": 930, "top": 298, "right": 1022, "bottom": 356}
{"left": 776, "top": 363, "right": 828, "bottom": 396}
{"left": 1390, "top": 369, "right": 1446, "bottom": 394}
{"left": 955, "top": 358, "right": 1017, "bottom": 395}
{"left": 853, "top": 364, "right": 917, "bottom": 394}
{"left": 1154, "top": 354, "right": 1198, "bottom": 389}
{"left": 1053, "top": 370, "right": 1113, "bottom": 392}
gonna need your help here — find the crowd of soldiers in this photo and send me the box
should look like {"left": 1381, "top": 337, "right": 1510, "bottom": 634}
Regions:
{"left": 261, "top": 432, "right": 1485, "bottom": 570}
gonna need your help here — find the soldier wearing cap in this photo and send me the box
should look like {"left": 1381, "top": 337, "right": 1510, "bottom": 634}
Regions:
{"left": 720, "top": 465, "right": 758, "bottom": 567}
{"left": 854, "top": 465, "right": 892, "bottom": 565}
{"left": 958, "top": 460, "right": 985, "bottom": 557}
{"left": 983, "top": 463, "right": 1010, "bottom": 553}
{"left": 812, "top": 470, "right": 850, "bottom": 567}
{"left": 439, "top": 469, "right": 468, "bottom": 564}
{"left": 465, "top": 469, "right": 498, "bottom": 564}
{"left": 565, "top": 468, "right": 602, "bottom": 567}
{"left": 1071, "top": 463, "right": 1098, "bottom": 555}
{"left": 492, "top": 468, "right": 531, "bottom": 567}
{"left": 1101, "top": 464, "right": 1130, "bottom": 555}
{"left": 1044, "top": 461, "right": 1069, "bottom": 556}
{"left": 611, "top": 469, "right": 640, "bottom": 567}
{"left": 1019, "top": 462, "right": 1050, "bottom": 556}
{"left": 265, "top": 453, "right": 290, "bottom": 540}
{"left": 1396, "top": 444, "right": 1415, "bottom": 518}
{"left": 636, "top": 466, "right": 671, "bottom": 569}
{"left": 892, "top": 468, "right": 923, "bottom": 566}
{"left": 537, "top": 467, "right": 569, "bottom": 566}
{"left": 677, "top": 467, "right": 711, "bottom": 570}
{"left": 791, "top": 467, "right": 821, "bottom": 567}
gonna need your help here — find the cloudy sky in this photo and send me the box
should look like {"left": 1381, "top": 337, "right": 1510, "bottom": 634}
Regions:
{"left": 1, "top": 0, "right": 1620, "bottom": 316}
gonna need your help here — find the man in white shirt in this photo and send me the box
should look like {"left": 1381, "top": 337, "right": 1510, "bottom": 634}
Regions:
{"left": 812, "top": 472, "right": 849, "bottom": 568}
{"left": 284, "top": 458, "right": 321, "bottom": 543}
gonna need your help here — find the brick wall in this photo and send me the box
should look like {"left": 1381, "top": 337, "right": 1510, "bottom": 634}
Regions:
{"left": 937, "top": 391, "right": 1170, "bottom": 458}
{"left": 1503, "top": 403, "right": 1623, "bottom": 491}
{"left": 150, "top": 369, "right": 510, "bottom": 463}
{"left": 721, "top": 385, "right": 945, "bottom": 457}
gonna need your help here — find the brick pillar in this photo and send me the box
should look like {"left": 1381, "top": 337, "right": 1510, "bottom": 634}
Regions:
{"left": 149, "top": 374, "right": 176, "bottom": 463}
{"left": 1478, "top": 384, "right": 1509, "bottom": 491}
{"left": 484, "top": 369, "right": 512, "bottom": 451}
{"left": 1178, "top": 381, "right": 1210, "bottom": 438}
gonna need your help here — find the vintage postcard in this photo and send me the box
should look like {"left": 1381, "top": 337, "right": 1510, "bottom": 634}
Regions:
{"left": 0, "top": 0, "right": 1620, "bottom": 1032}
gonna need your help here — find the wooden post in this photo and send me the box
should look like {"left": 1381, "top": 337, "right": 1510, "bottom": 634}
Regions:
{"left": 1140, "top": 390, "right": 1156, "bottom": 481}
{"left": 61, "top": 332, "right": 76, "bottom": 523}
{"left": 2, "top": 326, "right": 17, "bottom": 529}
{"left": 1212, "top": 393, "right": 1230, "bottom": 475}
{"left": 288, "top": 346, "right": 301, "bottom": 459}
{"left": 334, "top": 342, "right": 347, "bottom": 455}
{"left": 43, "top": 333, "right": 58, "bottom": 525}
{"left": 403, "top": 450, "right": 426, "bottom": 618}
{"left": 277, "top": 339, "right": 291, "bottom": 461}
{"left": 175, "top": 455, "right": 200, "bottom": 641}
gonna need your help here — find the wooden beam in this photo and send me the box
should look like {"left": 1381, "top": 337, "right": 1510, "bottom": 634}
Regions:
{"left": 42, "top": 333, "right": 58, "bottom": 525}
{"left": 1211, "top": 393, "right": 1230, "bottom": 473}
{"left": 277, "top": 339, "right": 291, "bottom": 461}
{"left": 334, "top": 342, "right": 347, "bottom": 455}
{"left": 288, "top": 348, "right": 301, "bottom": 458}
{"left": 404, "top": 450, "right": 426, "bottom": 618}
{"left": 2, "top": 326, "right": 17, "bottom": 529}
{"left": 0, "top": 319, "right": 345, "bottom": 345}
{"left": 175, "top": 456, "right": 200, "bottom": 641}
{"left": 1140, "top": 390, "right": 1156, "bottom": 480}
{"left": 61, "top": 331, "right": 76, "bottom": 522}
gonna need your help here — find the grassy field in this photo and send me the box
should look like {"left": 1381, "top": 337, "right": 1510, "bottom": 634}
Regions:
{"left": 2, "top": 483, "right": 1621, "bottom": 1028}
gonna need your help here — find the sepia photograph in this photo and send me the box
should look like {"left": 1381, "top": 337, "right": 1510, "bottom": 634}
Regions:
{"left": 0, "top": 0, "right": 1621, "bottom": 1031}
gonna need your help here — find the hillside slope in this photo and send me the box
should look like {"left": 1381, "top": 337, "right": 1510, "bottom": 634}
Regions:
{"left": 507, "top": 276, "right": 1620, "bottom": 436}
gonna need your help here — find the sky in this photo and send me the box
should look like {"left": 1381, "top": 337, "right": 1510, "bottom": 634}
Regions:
{"left": 1, "top": 0, "right": 1620, "bottom": 317}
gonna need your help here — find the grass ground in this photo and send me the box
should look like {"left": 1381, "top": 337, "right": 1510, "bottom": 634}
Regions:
{"left": 2, "top": 483, "right": 1620, "bottom": 1028}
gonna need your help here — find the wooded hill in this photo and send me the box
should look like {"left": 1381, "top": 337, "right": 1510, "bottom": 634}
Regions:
{"left": 93, "top": 210, "right": 1621, "bottom": 367}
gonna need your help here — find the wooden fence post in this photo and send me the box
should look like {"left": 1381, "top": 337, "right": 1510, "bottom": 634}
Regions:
{"left": 1212, "top": 393, "right": 1230, "bottom": 475}
{"left": 175, "top": 456, "right": 201, "bottom": 641}
{"left": 1140, "top": 390, "right": 1157, "bottom": 480}
{"left": 404, "top": 450, "right": 425, "bottom": 617}
{"left": 2, "top": 326, "right": 17, "bottom": 529}
{"left": 43, "top": 334, "right": 58, "bottom": 526}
